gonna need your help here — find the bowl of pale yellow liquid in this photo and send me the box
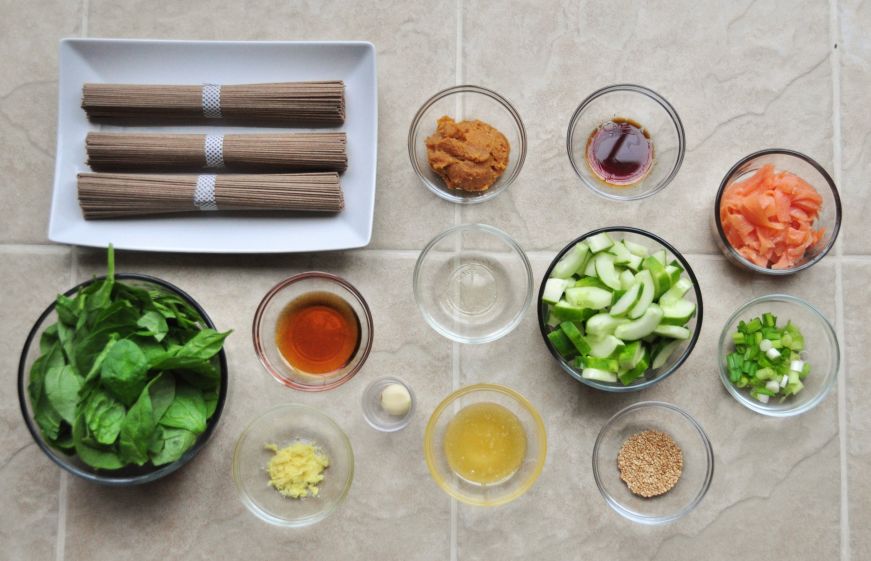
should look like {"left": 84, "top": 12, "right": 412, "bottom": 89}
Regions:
{"left": 423, "top": 384, "right": 547, "bottom": 506}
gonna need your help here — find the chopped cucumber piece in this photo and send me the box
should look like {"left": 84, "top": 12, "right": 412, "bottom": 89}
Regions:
{"left": 615, "top": 304, "right": 663, "bottom": 341}
{"left": 619, "top": 269, "right": 636, "bottom": 290}
{"left": 559, "top": 321, "right": 591, "bottom": 355}
{"left": 642, "top": 256, "right": 672, "bottom": 298}
{"left": 547, "top": 330, "right": 575, "bottom": 357}
{"left": 587, "top": 232, "right": 615, "bottom": 253}
{"left": 551, "top": 242, "right": 590, "bottom": 279}
{"left": 552, "top": 300, "right": 595, "bottom": 322}
{"left": 588, "top": 334, "right": 624, "bottom": 358}
{"left": 652, "top": 249, "right": 667, "bottom": 265}
{"left": 651, "top": 339, "right": 681, "bottom": 369}
{"left": 595, "top": 253, "right": 622, "bottom": 291}
{"left": 618, "top": 341, "right": 644, "bottom": 370}
{"left": 610, "top": 282, "right": 641, "bottom": 317}
{"left": 625, "top": 253, "right": 643, "bottom": 271}
{"left": 546, "top": 311, "right": 560, "bottom": 328}
{"left": 582, "top": 368, "right": 618, "bottom": 383}
{"left": 660, "top": 277, "right": 693, "bottom": 306}
{"left": 628, "top": 270, "right": 655, "bottom": 319}
{"left": 623, "top": 239, "right": 650, "bottom": 257}
{"left": 607, "top": 241, "right": 633, "bottom": 264}
{"left": 578, "top": 356, "right": 619, "bottom": 372}
{"left": 574, "top": 277, "right": 608, "bottom": 289}
{"left": 542, "top": 278, "right": 569, "bottom": 305}
{"left": 653, "top": 324, "right": 691, "bottom": 339}
{"left": 619, "top": 349, "right": 650, "bottom": 385}
{"left": 660, "top": 299, "right": 696, "bottom": 326}
{"left": 665, "top": 264, "right": 682, "bottom": 285}
{"left": 565, "top": 286, "right": 612, "bottom": 310}
{"left": 586, "top": 313, "right": 629, "bottom": 337}
{"left": 583, "top": 258, "right": 598, "bottom": 277}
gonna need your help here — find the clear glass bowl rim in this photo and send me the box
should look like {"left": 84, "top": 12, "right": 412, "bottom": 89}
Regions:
{"left": 407, "top": 84, "right": 528, "bottom": 205}
{"left": 713, "top": 148, "right": 842, "bottom": 275}
{"left": 566, "top": 83, "right": 686, "bottom": 201}
{"left": 716, "top": 293, "right": 840, "bottom": 416}
{"left": 592, "top": 400, "right": 714, "bottom": 524}
{"left": 413, "top": 223, "right": 534, "bottom": 344}
{"left": 17, "top": 273, "right": 229, "bottom": 486}
{"left": 251, "top": 271, "right": 374, "bottom": 392}
{"left": 423, "top": 383, "right": 547, "bottom": 507}
{"left": 536, "top": 226, "right": 704, "bottom": 392}
{"left": 231, "top": 403, "right": 354, "bottom": 528}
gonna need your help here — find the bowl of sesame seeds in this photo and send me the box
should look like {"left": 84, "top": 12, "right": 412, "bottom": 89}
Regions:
{"left": 592, "top": 401, "right": 713, "bottom": 524}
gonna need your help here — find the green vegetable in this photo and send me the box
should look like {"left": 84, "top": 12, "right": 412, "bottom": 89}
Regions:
{"left": 727, "top": 313, "right": 809, "bottom": 402}
{"left": 28, "top": 246, "right": 230, "bottom": 470}
{"left": 542, "top": 236, "right": 696, "bottom": 385}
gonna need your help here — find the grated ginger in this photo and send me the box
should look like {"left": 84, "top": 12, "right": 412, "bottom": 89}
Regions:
{"left": 265, "top": 441, "right": 329, "bottom": 499}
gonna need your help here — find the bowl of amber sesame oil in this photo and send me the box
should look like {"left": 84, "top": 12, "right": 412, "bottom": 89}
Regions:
{"left": 592, "top": 401, "right": 713, "bottom": 524}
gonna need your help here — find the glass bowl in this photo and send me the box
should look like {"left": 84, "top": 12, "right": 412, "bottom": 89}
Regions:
{"left": 713, "top": 149, "right": 842, "bottom": 275}
{"left": 537, "top": 226, "right": 703, "bottom": 392}
{"left": 423, "top": 384, "right": 547, "bottom": 506}
{"left": 252, "top": 272, "right": 373, "bottom": 392}
{"left": 593, "top": 401, "right": 713, "bottom": 524}
{"left": 361, "top": 376, "right": 416, "bottom": 432}
{"left": 17, "top": 273, "right": 228, "bottom": 486}
{"left": 718, "top": 294, "right": 839, "bottom": 416}
{"left": 232, "top": 404, "right": 354, "bottom": 528}
{"left": 567, "top": 84, "right": 685, "bottom": 201}
{"left": 408, "top": 85, "right": 527, "bottom": 204}
{"left": 414, "top": 224, "right": 533, "bottom": 344}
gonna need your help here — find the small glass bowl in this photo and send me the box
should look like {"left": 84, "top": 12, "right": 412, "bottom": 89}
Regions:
{"left": 424, "top": 384, "right": 547, "bottom": 507}
{"left": 718, "top": 294, "right": 839, "bottom": 416}
{"left": 537, "top": 227, "right": 703, "bottom": 392}
{"left": 252, "top": 272, "right": 373, "bottom": 392}
{"left": 17, "top": 274, "right": 228, "bottom": 486}
{"left": 414, "top": 224, "right": 533, "bottom": 344}
{"left": 361, "top": 376, "right": 416, "bottom": 432}
{"left": 232, "top": 404, "right": 354, "bottom": 528}
{"left": 593, "top": 401, "right": 713, "bottom": 524}
{"left": 567, "top": 84, "right": 685, "bottom": 201}
{"left": 408, "top": 85, "right": 527, "bottom": 204}
{"left": 713, "top": 149, "right": 842, "bottom": 275}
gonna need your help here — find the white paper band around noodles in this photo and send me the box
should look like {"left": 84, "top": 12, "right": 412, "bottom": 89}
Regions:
{"left": 204, "top": 134, "right": 225, "bottom": 168}
{"left": 194, "top": 175, "right": 219, "bottom": 211}
{"left": 201, "top": 84, "right": 222, "bottom": 119}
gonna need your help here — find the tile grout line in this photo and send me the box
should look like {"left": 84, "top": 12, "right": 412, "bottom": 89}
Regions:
{"left": 450, "top": 1, "right": 463, "bottom": 561}
{"left": 829, "top": 0, "right": 849, "bottom": 558}
{"left": 55, "top": 247, "right": 76, "bottom": 561}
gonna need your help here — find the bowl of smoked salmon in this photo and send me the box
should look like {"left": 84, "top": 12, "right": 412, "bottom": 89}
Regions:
{"left": 714, "top": 149, "right": 841, "bottom": 275}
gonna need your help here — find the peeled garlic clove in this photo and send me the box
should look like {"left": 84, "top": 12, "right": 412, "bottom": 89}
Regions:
{"left": 380, "top": 383, "right": 411, "bottom": 416}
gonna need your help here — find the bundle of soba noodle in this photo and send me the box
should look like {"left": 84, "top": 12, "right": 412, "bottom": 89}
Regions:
{"left": 82, "top": 81, "right": 345, "bottom": 125}
{"left": 85, "top": 132, "right": 347, "bottom": 172}
{"left": 77, "top": 172, "right": 344, "bottom": 219}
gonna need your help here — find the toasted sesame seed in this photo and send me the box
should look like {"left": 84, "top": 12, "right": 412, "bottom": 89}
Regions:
{"left": 617, "top": 429, "right": 683, "bottom": 498}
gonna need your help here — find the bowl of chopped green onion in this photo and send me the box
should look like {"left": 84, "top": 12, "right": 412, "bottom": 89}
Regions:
{"left": 718, "top": 294, "right": 839, "bottom": 416}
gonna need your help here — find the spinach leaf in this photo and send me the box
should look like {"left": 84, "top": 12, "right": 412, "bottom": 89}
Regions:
{"left": 82, "top": 336, "right": 118, "bottom": 383}
{"left": 73, "top": 414, "right": 123, "bottom": 470}
{"left": 159, "top": 383, "right": 206, "bottom": 434}
{"left": 203, "top": 388, "right": 219, "bottom": 418}
{"left": 29, "top": 342, "right": 64, "bottom": 405}
{"left": 118, "top": 386, "right": 156, "bottom": 466}
{"left": 56, "top": 321, "right": 77, "bottom": 365}
{"left": 149, "top": 329, "right": 230, "bottom": 371}
{"left": 150, "top": 427, "right": 197, "bottom": 466}
{"left": 100, "top": 339, "right": 149, "bottom": 406}
{"left": 82, "top": 390, "right": 125, "bottom": 446}
{"left": 136, "top": 310, "right": 168, "bottom": 342}
{"left": 39, "top": 323, "right": 59, "bottom": 353}
{"left": 34, "top": 396, "right": 62, "bottom": 441}
{"left": 148, "top": 373, "right": 175, "bottom": 421}
{"left": 44, "top": 365, "right": 83, "bottom": 425}
{"left": 55, "top": 293, "right": 79, "bottom": 326}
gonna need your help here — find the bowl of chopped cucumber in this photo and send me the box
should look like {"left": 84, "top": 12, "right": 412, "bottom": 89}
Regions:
{"left": 537, "top": 227, "right": 702, "bottom": 392}
{"left": 718, "top": 294, "right": 839, "bottom": 416}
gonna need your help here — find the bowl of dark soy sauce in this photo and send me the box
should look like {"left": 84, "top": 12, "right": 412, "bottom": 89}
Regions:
{"left": 567, "top": 84, "right": 685, "bottom": 201}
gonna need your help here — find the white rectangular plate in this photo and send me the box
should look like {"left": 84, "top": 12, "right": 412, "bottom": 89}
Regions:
{"left": 50, "top": 39, "right": 377, "bottom": 253}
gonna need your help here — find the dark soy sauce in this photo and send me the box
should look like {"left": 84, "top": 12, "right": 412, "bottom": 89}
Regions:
{"left": 585, "top": 118, "right": 654, "bottom": 186}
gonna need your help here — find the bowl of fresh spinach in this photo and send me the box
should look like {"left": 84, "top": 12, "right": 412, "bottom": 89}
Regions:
{"left": 17, "top": 248, "right": 230, "bottom": 485}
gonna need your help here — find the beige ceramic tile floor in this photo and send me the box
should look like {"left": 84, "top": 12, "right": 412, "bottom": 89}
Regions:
{"left": 0, "top": 1, "right": 868, "bottom": 560}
